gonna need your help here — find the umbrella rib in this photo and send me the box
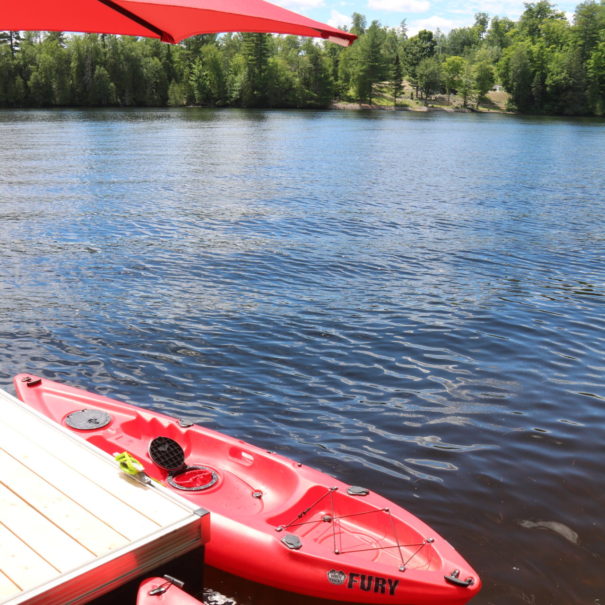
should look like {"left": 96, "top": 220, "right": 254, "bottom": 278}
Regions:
{"left": 96, "top": 0, "right": 176, "bottom": 43}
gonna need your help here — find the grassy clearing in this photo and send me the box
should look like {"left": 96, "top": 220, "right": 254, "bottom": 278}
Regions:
{"left": 336, "top": 82, "right": 511, "bottom": 113}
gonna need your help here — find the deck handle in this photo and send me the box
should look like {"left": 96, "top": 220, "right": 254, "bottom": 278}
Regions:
{"left": 445, "top": 569, "right": 474, "bottom": 587}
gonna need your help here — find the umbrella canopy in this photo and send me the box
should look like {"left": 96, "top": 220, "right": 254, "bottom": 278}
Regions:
{"left": 1, "top": 0, "right": 356, "bottom": 46}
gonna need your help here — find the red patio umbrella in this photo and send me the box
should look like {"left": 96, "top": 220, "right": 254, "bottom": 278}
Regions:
{"left": 1, "top": 0, "right": 356, "bottom": 46}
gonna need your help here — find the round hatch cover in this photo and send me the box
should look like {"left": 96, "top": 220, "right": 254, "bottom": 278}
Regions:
{"left": 65, "top": 409, "right": 111, "bottom": 430}
{"left": 149, "top": 436, "right": 185, "bottom": 472}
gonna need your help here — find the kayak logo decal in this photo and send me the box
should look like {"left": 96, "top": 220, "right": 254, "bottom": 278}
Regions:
{"left": 327, "top": 570, "right": 346, "bottom": 585}
{"left": 327, "top": 571, "right": 399, "bottom": 596}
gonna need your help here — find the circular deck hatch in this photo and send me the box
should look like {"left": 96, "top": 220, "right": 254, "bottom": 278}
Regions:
{"left": 65, "top": 409, "right": 111, "bottom": 430}
{"left": 168, "top": 466, "right": 218, "bottom": 491}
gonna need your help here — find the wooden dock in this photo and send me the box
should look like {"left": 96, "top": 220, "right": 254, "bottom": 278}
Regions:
{"left": 0, "top": 388, "right": 209, "bottom": 605}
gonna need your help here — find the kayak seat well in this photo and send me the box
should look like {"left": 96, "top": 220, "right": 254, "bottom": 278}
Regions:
{"left": 120, "top": 414, "right": 303, "bottom": 503}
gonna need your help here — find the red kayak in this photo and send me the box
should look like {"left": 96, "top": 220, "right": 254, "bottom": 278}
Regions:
{"left": 14, "top": 374, "right": 481, "bottom": 604}
{"left": 137, "top": 576, "right": 203, "bottom": 604}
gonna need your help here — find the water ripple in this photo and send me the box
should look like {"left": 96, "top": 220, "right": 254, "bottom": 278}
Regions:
{"left": 1, "top": 109, "right": 605, "bottom": 604}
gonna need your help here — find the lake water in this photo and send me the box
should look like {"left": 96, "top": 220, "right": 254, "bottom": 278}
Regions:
{"left": 1, "top": 108, "right": 604, "bottom": 605}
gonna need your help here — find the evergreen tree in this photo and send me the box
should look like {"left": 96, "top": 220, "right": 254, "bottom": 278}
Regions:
{"left": 404, "top": 30, "right": 436, "bottom": 97}
{"left": 299, "top": 39, "right": 335, "bottom": 107}
{"left": 0, "top": 4, "right": 603, "bottom": 116}
{"left": 0, "top": 31, "right": 21, "bottom": 57}
{"left": 240, "top": 33, "right": 270, "bottom": 107}
{"left": 351, "top": 13, "right": 367, "bottom": 36}
{"left": 587, "top": 40, "right": 605, "bottom": 113}
{"left": 391, "top": 53, "right": 403, "bottom": 106}
{"left": 70, "top": 35, "right": 105, "bottom": 105}
{"left": 352, "top": 20, "right": 387, "bottom": 103}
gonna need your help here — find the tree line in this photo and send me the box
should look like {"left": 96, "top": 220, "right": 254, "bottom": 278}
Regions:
{"left": 0, "top": 0, "right": 604, "bottom": 115}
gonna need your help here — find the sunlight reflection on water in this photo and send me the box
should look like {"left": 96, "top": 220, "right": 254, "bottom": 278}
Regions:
{"left": 1, "top": 109, "right": 604, "bottom": 604}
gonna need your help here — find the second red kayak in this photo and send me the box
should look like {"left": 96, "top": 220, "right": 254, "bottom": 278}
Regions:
{"left": 137, "top": 577, "right": 203, "bottom": 605}
{"left": 14, "top": 374, "right": 480, "bottom": 604}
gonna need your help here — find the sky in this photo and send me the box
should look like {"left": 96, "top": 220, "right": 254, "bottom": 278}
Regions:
{"left": 272, "top": 0, "right": 579, "bottom": 36}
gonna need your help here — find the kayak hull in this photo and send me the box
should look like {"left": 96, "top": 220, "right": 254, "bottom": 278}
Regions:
{"left": 13, "top": 374, "right": 480, "bottom": 604}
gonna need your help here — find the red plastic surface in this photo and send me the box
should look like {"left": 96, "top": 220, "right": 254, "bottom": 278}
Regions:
{"left": 137, "top": 577, "right": 203, "bottom": 604}
{"left": 0, "top": 0, "right": 356, "bottom": 46}
{"left": 14, "top": 374, "right": 481, "bottom": 604}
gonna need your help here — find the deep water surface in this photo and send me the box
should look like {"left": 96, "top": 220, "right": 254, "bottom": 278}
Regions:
{"left": 1, "top": 108, "right": 604, "bottom": 605}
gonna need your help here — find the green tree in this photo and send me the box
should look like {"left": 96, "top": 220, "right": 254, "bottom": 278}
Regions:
{"left": 91, "top": 65, "right": 116, "bottom": 105}
{"left": 202, "top": 44, "right": 228, "bottom": 105}
{"left": 545, "top": 47, "right": 587, "bottom": 113}
{"left": 443, "top": 55, "right": 465, "bottom": 100}
{"left": 0, "top": 31, "right": 21, "bottom": 57}
{"left": 391, "top": 53, "right": 403, "bottom": 105}
{"left": 444, "top": 27, "right": 479, "bottom": 56}
{"left": 142, "top": 56, "right": 168, "bottom": 105}
{"left": 266, "top": 56, "right": 300, "bottom": 107}
{"left": 499, "top": 41, "right": 535, "bottom": 111}
{"left": 473, "top": 12, "right": 490, "bottom": 40}
{"left": 485, "top": 16, "right": 515, "bottom": 52}
{"left": 587, "top": 40, "right": 605, "bottom": 113}
{"left": 518, "top": 1, "right": 566, "bottom": 41}
{"left": 324, "top": 39, "right": 345, "bottom": 98}
{"left": 416, "top": 56, "right": 442, "bottom": 102}
{"left": 0, "top": 45, "right": 25, "bottom": 105}
{"left": 404, "top": 30, "right": 436, "bottom": 97}
{"left": 240, "top": 33, "right": 270, "bottom": 107}
{"left": 459, "top": 59, "right": 476, "bottom": 107}
{"left": 572, "top": 0, "right": 605, "bottom": 62}
{"left": 351, "top": 13, "right": 367, "bottom": 36}
{"left": 352, "top": 20, "right": 387, "bottom": 103}
{"left": 26, "top": 35, "right": 71, "bottom": 106}
{"left": 299, "top": 39, "right": 335, "bottom": 107}
{"left": 167, "top": 79, "right": 187, "bottom": 106}
{"left": 70, "top": 34, "right": 105, "bottom": 105}
{"left": 475, "top": 61, "right": 495, "bottom": 105}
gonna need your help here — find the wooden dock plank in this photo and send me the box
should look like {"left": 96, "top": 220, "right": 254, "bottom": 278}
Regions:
{"left": 0, "top": 394, "right": 190, "bottom": 527}
{"left": 0, "top": 570, "right": 20, "bottom": 601}
{"left": 0, "top": 422, "right": 160, "bottom": 541}
{"left": 0, "top": 449, "right": 129, "bottom": 556}
{"left": 0, "top": 523, "right": 57, "bottom": 592}
{"left": 0, "top": 388, "right": 207, "bottom": 605}
{"left": 0, "top": 484, "right": 95, "bottom": 573}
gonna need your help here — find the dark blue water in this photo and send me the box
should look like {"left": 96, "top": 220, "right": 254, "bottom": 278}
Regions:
{"left": 1, "top": 108, "right": 604, "bottom": 605}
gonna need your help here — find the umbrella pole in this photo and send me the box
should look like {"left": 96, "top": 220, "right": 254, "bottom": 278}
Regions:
{"left": 96, "top": 0, "right": 176, "bottom": 43}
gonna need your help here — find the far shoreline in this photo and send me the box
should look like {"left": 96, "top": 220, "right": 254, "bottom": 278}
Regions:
{"left": 330, "top": 101, "right": 510, "bottom": 114}
{"left": 330, "top": 88, "right": 512, "bottom": 114}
